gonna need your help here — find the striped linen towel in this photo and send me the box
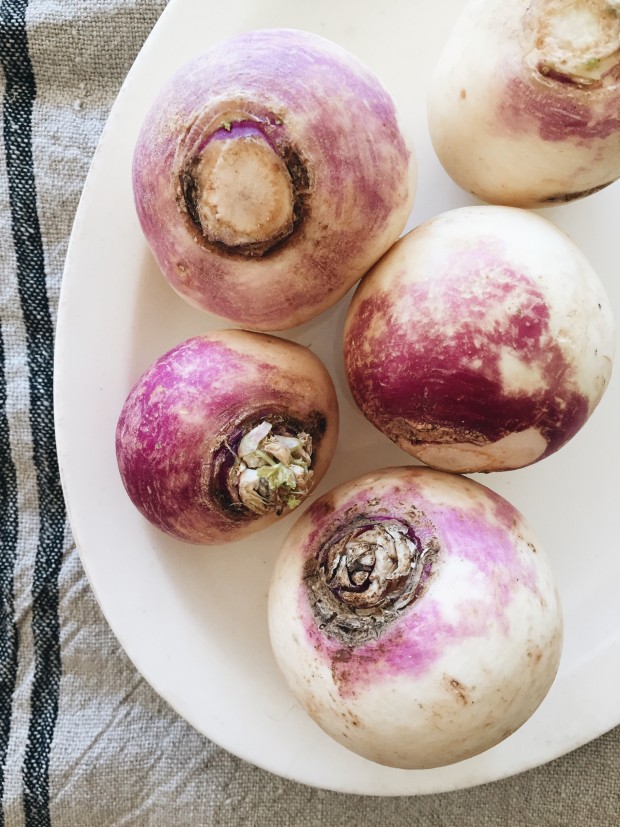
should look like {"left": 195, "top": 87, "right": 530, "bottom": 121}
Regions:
{"left": 1, "top": 1, "right": 619, "bottom": 825}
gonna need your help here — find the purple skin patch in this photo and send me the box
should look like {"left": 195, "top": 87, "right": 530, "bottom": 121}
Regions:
{"left": 499, "top": 74, "right": 620, "bottom": 143}
{"left": 297, "top": 477, "right": 542, "bottom": 697}
{"left": 192, "top": 120, "right": 282, "bottom": 156}
{"left": 116, "top": 338, "right": 262, "bottom": 542}
{"left": 132, "top": 29, "right": 412, "bottom": 329}
{"left": 208, "top": 121, "right": 275, "bottom": 146}
{"left": 344, "top": 243, "right": 589, "bottom": 463}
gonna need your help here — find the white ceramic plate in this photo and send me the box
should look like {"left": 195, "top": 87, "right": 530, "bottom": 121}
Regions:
{"left": 55, "top": 0, "right": 620, "bottom": 796}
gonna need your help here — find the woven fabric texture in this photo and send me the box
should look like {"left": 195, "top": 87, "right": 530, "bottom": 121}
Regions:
{"left": 0, "top": 1, "right": 619, "bottom": 825}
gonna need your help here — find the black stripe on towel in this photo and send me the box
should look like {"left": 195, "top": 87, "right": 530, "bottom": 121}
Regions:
{"left": 0, "top": 326, "right": 19, "bottom": 827}
{"left": 0, "top": 2, "right": 66, "bottom": 825}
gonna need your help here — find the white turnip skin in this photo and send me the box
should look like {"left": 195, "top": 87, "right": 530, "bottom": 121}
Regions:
{"left": 132, "top": 28, "right": 415, "bottom": 331}
{"left": 268, "top": 466, "right": 562, "bottom": 769}
{"left": 428, "top": 0, "right": 620, "bottom": 207}
{"left": 115, "top": 330, "right": 338, "bottom": 545}
{"left": 343, "top": 206, "right": 614, "bottom": 474}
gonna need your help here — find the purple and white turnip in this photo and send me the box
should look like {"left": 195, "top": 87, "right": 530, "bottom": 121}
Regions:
{"left": 344, "top": 206, "right": 614, "bottom": 473}
{"left": 428, "top": 0, "right": 620, "bottom": 206}
{"left": 115, "top": 330, "right": 338, "bottom": 544}
{"left": 132, "top": 28, "right": 415, "bottom": 330}
{"left": 268, "top": 466, "right": 563, "bottom": 768}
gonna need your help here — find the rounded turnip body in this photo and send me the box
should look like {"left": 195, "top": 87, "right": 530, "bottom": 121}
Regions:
{"left": 344, "top": 206, "right": 614, "bottom": 474}
{"left": 132, "top": 28, "right": 415, "bottom": 331}
{"left": 428, "top": 0, "right": 620, "bottom": 207}
{"left": 268, "top": 466, "right": 562, "bottom": 769}
{"left": 116, "top": 330, "right": 338, "bottom": 544}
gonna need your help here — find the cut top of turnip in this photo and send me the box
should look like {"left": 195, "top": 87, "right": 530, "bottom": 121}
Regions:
{"left": 227, "top": 422, "right": 313, "bottom": 515}
{"left": 306, "top": 514, "right": 438, "bottom": 647}
{"left": 178, "top": 117, "right": 304, "bottom": 257}
{"left": 527, "top": 0, "right": 620, "bottom": 85}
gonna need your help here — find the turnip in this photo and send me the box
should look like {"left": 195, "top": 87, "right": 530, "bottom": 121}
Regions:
{"left": 132, "top": 28, "right": 415, "bottom": 331}
{"left": 268, "top": 466, "right": 562, "bottom": 769}
{"left": 344, "top": 206, "right": 614, "bottom": 474}
{"left": 115, "top": 330, "right": 338, "bottom": 544}
{"left": 428, "top": 0, "right": 620, "bottom": 207}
